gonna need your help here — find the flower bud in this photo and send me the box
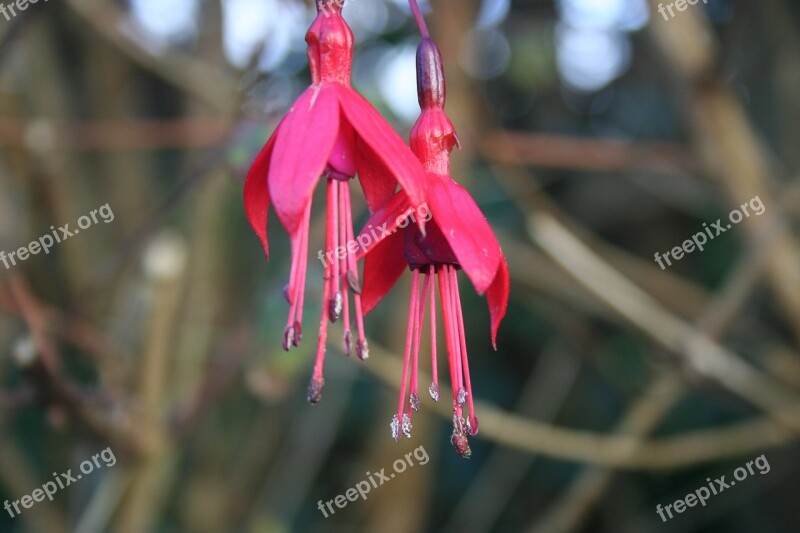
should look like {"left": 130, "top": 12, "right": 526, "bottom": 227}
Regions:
{"left": 416, "top": 38, "right": 446, "bottom": 109}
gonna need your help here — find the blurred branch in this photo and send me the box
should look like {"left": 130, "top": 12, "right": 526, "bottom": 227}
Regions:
{"left": 529, "top": 211, "right": 800, "bottom": 430}
{"left": 443, "top": 339, "right": 584, "bottom": 533}
{"left": 65, "top": 0, "right": 240, "bottom": 115}
{"left": 483, "top": 131, "right": 697, "bottom": 176}
{"left": 530, "top": 372, "right": 683, "bottom": 533}
{"left": 529, "top": 220, "right": 783, "bottom": 532}
{"left": 646, "top": 0, "right": 800, "bottom": 347}
{"left": 115, "top": 235, "right": 187, "bottom": 531}
{"left": 6, "top": 275, "right": 147, "bottom": 457}
{"left": 363, "top": 342, "right": 796, "bottom": 470}
{"left": 0, "top": 117, "right": 234, "bottom": 151}
{"left": 84, "top": 123, "right": 256, "bottom": 294}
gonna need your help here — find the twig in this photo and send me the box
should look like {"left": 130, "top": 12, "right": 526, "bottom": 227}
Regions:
{"left": 482, "top": 131, "right": 697, "bottom": 176}
{"left": 529, "top": 211, "right": 800, "bottom": 431}
{"left": 0, "top": 117, "right": 235, "bottom": 151}
{"left": 528, "top": 222, "right": 778, "bottom": 532}
{"left": 646, "top": 0, "right": 800, "bottom": 347}
{"left": 64, "top": 0, "right": 240, "bottom": 114}
{"left": 6, "top": 275, "right": 146, "bottom": 457}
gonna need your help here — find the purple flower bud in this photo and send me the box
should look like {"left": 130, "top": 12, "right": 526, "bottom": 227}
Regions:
{"left": 416, "top": 38, "right": 446, "bottom": 109}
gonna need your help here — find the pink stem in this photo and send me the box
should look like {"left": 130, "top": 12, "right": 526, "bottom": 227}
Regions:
{"left": 408, "top": 0, "right": 430, "bottom": 38}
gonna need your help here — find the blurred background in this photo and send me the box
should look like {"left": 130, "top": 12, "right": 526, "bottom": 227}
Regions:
{"left": 2, "top": 0, "right": 800, "bottom": 531}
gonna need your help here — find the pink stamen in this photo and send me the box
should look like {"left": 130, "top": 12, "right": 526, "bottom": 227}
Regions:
{"left": 294, "top": 207, "right": 311, "bottom": 347}
{"left": 428, "top": 264, "right": 439, "bottom": 401}
{"left": 342, "top": 184, "right": 368, "bottom": 360}
{"left": 410, "top": 270, "right": 428, "bottom": 412}
{"left": 328, "top": 178, "right": 342, "bottom": 322}
{"left": 451, "top": 267, "right": 477, "bottom": 435}
{"left": 393, "top": 271, "right": 419, "bottom": 440}
{"left": 283, "top": 205, "right": 311, "bottom": 350}
{"left": 338, "top": 181, "right": 351, "bottom": 355}
{"left": 309, "top": 181, "right": 339, "bottom": 403}
{"left": 437, "top": 268, "right": 459, "bottom": 409}
{"left": 447, "top": 266, "right": 464, "bottom": 400}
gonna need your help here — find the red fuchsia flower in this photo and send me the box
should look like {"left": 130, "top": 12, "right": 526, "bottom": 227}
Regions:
{"left": 243, "top": 2, "right": 428, "bottom": 403}
{"left": 357, "top": 14, "right": 510, "bottom": 457}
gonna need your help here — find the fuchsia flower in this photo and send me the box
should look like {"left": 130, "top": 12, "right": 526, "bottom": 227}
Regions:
{"left": 243, "top": 2, "right": 428, "bottom": 403}
{"left": 358, "top": 26, "right": 510, "bottom": 457}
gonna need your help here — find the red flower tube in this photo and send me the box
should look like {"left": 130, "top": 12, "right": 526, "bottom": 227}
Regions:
{"left": 243, "top": 3, "right": 428, "bottom": 403}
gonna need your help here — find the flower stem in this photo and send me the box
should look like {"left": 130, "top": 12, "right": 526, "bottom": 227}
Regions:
{"left": 408, "top": 0, "right": 430, "bottom": 38}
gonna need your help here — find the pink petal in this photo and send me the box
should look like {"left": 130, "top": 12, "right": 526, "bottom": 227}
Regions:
{"left": 335, "top": 85, "right": 427, "bottom": 212}
{"left": 486, "top": 257, "right": 509, "bottom": 349}
{"left": 361, "top": 230, "right": 406, "bottom": 316}
{"left": 269, "top": 85, "right": 340, "bottom": 235}
{"left": 243, "top": 128, "right": 279, "bottom": 259}
{"left": 328, "top": 117, "right": 357, "bottom": 178}
{"left": 355, "top": 138, "right": 400, "bottom": 212}
{"left": 354, "top": 191, "right": 414, "bottom": 261}
{"left": 426, "top": 177, "right": 502, "bottom": 295}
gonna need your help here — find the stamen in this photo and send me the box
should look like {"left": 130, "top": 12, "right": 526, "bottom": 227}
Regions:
{"left": 452, "top": 267, "right": 478, "bottom": 435}
{"left": 309, "top": 185, "right": 336, "bottom": 404}
{"left": 388, "top": 414, "right": 413, "bottom": 440}
{"left": 342, "top": 183, "right": 368, "bottom": 360}
{"left": 338, "top": 181, "right": 351, "bottom": 355}
{"left": 309, "top": 273, "right": 331, "bottom": 402}
{"left": 456, "top": 388, "right": 467, "bottom": 407}
{"left": 283, "top": 327, "right": 295, "bottom": 351}
{"left": 438, "top": 267, "right": 459, "bottom": 408}
{"left": 395, "top": 271, "right": 419, "bottom": 438}
{"left": 428, "top": 265, "right": 439, "bottom": 401}
{"left": 401, "top": 413, "right": 412, "bottom": 438}
{"left": 447, "top": 266, "right": 464, "bottom": 394}
{"left": 346, "top": 271, "right": 362, "bottom": 294}
{"left": 293, "top": 205, "right": 311, "bottom": 347}
{"left": 356, "top": 339, "right": 369, "bottom": 361}
{"left": 328, "top": 178, "right": 341, "bottom": 322}
{"left": 409, "top": 270, "right": 427, "bottom": 412}
{"left": 409, "top": 393, "right": 421, "bottom": 412}
{"left": 428, "top": 383, "right": 440, "bottom": 402}
{"left": 450, "top": 413, "right": 471, "bottom": 458}
{"left": 283, "top": 205, "right": 311, "bottom": 350}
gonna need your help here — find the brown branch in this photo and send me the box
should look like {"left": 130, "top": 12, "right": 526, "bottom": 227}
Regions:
{"left": 64, "top": 0, "right": 240, "bottom": 115}
{"left": 0, "top": 117, "right": 235, "bottom": 151}
{"left": 482, "top": 131, "right": 697, "bottom": 176}
{"left": 5, "top": 275, "right": 146, "bottom": 457}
